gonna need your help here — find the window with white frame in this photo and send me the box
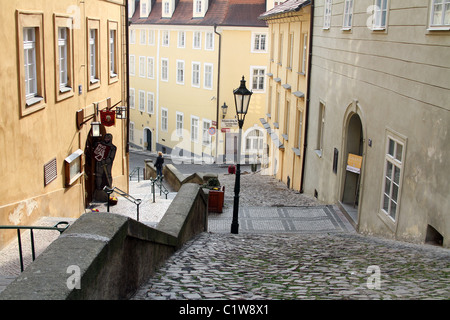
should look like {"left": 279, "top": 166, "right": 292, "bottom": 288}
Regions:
{"left": 251, "top": 67, "right": 265, "bottom": 91}
{"left": 89, "top": 28, "right": 99, "bottom": 84}
{"left": 191, "top": 116, "right": 199, "bottom": 142}
{"left": 192, "top": 62, "right": 200, "bottom": 87}
{"left": 130, "top": 29, "right": 136, "bottom": 44}
{"left": 139, "top": 90, "right": 145, "bottom": 111}
{"left": 58, "top": 28, "right": 69, "bottom": 89}
{"left": 381, "top": 135, "right": 405, "bottom": 221}
{"left": 23, "top": 28, "right": 38, "bottom": 100}
{"left": 177, "top": 60, "right": 185, "bottom": 84}
{"left": 316, "top": 102, "right": 325, "bottom": 156}
{"left": 202, "top": 120, "right": 212, "bottom": 145}
{"left": 430, "top": 0, "right": 450, "bottom": 27}
{"left": 161, "top": 108, "right": 168, "bottom": 131}
{"left": 296, "top": 109, "right": 303, "bottom": 151}
{"left": 278, "top": 33, "right": 283, "bottom": 64}
{"left": 139, "top": 56, "right": 146, "bottom": 77}
{"left": 253, "top": 33, "right": 267, "bottom": 52}
{"left": 129, "top": 55, "right": 135, "bottom": 76}
{"left": 301, "top": 33, "right": 308, "bottom": 74}
{"left": 162, "top": 30, "right": 169, "bottom": 46}
{"left": 161, "top": 58, "right": 168, "bottom": 81}
{"left": 178, "top": 31, "right": 185, "bottom": 48}
{"left": 193, "top": 31, "right": 201, "bottom": 49}
{"left": 195, "top": 0, "right": 202, "bottom": 13}
{"left": 54, "top": 15, "right": 74, "bottom": 100}
{"left": 246, "top": 129, "right": 263, "bottom": 151}
{"left": 147, "top": 57, "right": 154, "bottom": 78}
{"left": 147, "top": 92, "right": 154, "bottom": 114}
{"left": 288, "top": 33, "right": 294, "bottom": 69}
{"left": 204, "top": 63, "right": 213, "bottom": 89}
{"left": 129, "top": 122, "right": 135, "bottom": 142}
{"left": 205, "top": 32, "right": 214, "bottom": 50}
{"left": 148, "top": 30, "right": 155, "bottom": 45}
{"left": 323, "top": 0, "right": 332, "bottom": 29}
{"left": 140, "top": 29, "right": 146, "bottom": 44}
{"left": 129, "top": 88, "right": 135, "bottom": 109}
{"left": 164, "top": 2, "right": 170, "bottom": 14}
{"left": 343, "top": 0, "right": 353, "bottom": 29}
{"left": 373, "top": 0, "right": 388, "bottom": 29}
{"left": 176, "top": 112, "right": 184, "bottom": 137}
{"left": 109, "top": 27, "right": 118, "bottom": 79}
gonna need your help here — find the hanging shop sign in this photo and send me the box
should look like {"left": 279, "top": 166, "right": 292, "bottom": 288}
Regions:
{"left": 100, "top": 110, "right": 116, "bottom": 127}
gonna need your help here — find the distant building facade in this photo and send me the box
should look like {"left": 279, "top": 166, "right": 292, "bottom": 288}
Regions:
{"left": 128, "top": 0, "right": 269, "bottom": 164}
{"left": 0, "top": 0, "right": 129, "bottom": 249}
{"left": 303, "top": 0, "right": 450, "bottom": 247}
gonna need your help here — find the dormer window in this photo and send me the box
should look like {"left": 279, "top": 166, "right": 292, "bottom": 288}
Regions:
{"left": 162, "top": 0, "right": 176, "bottom": 18}
{"left": 193, "top": 0, "right": 209, "bottom": 18}
{"left": 140, "top": 0, "right": 151, "bottom": 18}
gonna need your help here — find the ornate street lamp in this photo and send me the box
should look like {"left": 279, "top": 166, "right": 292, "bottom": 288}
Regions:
{"left": 231, "top": 76, "right": 252, "bottom": 234}
{"left": 221, "top": 102, "right": 228, "bottom": 119}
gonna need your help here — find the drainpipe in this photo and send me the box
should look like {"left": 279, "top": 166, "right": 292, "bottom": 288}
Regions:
{"left": 214, "top": 24, "right": 222, "bottom": 163}
{"left": 125, "top": 0, "right": 130, "bottom": 154}
{"left": 300, "top": 0, "right": 314, "bottom": 193}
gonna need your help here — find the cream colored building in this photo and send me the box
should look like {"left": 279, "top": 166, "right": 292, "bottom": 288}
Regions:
{"left": 128, "top": 0, "right": 269, "bottom": 164}
{"left": 304, "top": 0, "right": 450, "bottom": 247}
{"left": 0, "top": 0, "right": 129, "bottom": 249}
{"left": 259, "top": 0, "right": 312, "bottom": 191}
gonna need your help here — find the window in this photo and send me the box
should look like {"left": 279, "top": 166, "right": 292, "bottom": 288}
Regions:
{"left": 161, "top": 108, "right": 168, "bottom": 132}
{"left": 373, "top": 0, "right": 388, "bottom": 29}
{"left": 54, "top": 15, "right": 74, "bottom": 101}
{"left": 141, "top": 2, "right": 148, "bottom": 18}
{"left": 193, "top": 31, "right": 201, "bottom": 49}
{"left": 295, "top": 109, "right": 303, "bottom": 151}
{"left": 381, "top": 135, "right": 405, "bottom": 221}
{"left": 191, "top": 116, "right": 199, "bottom": 141}
{"left": 284, "top": 100, "right": 290, "bottom": 137}
{"left": 129, "top": 122, "right": 135, "bottom": 142}
{"left": 176, "top": 112, "right": 184, "bottom": 137}
{"left": 147, "top": 57, "right": 154, "bottom": 79}
{"left": 108, "top": 21, "right": 118, "bottom": 82}
{"left": 251, "top": 67, "right": 265, "bottom": 91}
{"left": 205, "top": 32, "right": 214, "bottom": 50}
{"left": 195, "top": 0, "right": 202, "bottom": 13}
{"left": 246, "top": 129, "right": 263, "bottom": 151}
{"left": 204, "top": 63, "right": 213, "bottom": 89}
{"left": 87, "top": 19, "right": 100, "bottom": 90}
{"left": 288, "top": 33, "right": 294, "bottom": 69}
{"left": 343, "top": 0, "right": 353, "bottom": 29}
{"left": 203, "top": 120, "right": 212, "bottom": 146}
{"left": 253, "top": 33, "right": 267, "bottom": 52}
{"left": 430, "top": 0, "right": 450, "bottom": 27}
{"left": 316, "top": 102, "right": 325, "bottom": 156}
{"left": 139, "top": 90, "right": 145, "bottom": 112}
{"left": 301, "top": 33, "right": 308, "bottom": 74}
{"left": 139, "top": 56, "right": 146, "bottom": 77}
{"left": 130, "top": 29, "right": 136, "bottom": 44}
{"left": 323, "top": 0, "right": 332, "bottom": 29}
{"left": 178, "top": 31, "right": 185, "bottom": 48}
{"left": 129, "top": 88, "right": 135, "bottom": 109}
{"left": 275, "top": 91, "right": 280, "bottom": 124}
{"left": 140, "top": 29, "right": 146, "bottom": 44}
{"left": 192, "top": 62, "right": 200, "bottom": 87}
{"left": 177, "top": 60, "right": 185, "bottom": 84}
{"left": 161, "top": 58, "right": 168, "bottom": 81}
{"left": 148, "top": 30, "right": 155, "bottom": 45}
{"left": 278, "top": 33, "right": 283, "bottom": 64}
{"left": 147, "top": 92, "right": 154, "bottom": 114}
{"left": 164, "top": 2, "right": 170, "bottom": 14}
{"left": 129, "top": 55, "right": 135, "bottom": 76}
{"left": 162, "top": 30, "right": 169, "bottom": 46}
{"left": 270, "top": 32, "right": 275, "bottom": 60}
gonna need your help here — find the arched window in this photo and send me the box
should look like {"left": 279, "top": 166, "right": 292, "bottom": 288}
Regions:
{"left": 245, "top": 129, "right": 264, "bottom": 152}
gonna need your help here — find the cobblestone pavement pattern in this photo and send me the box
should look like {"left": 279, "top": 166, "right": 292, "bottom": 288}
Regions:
{"left": 133, "top": 171, "right": 450, "bottom": 300}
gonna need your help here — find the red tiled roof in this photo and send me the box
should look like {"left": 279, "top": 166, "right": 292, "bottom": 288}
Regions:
{"left": 131, "top": 0, "right": 267, "bottom": 27}
{"left": 259, "top": 0, "right": 311, "bottom": 20}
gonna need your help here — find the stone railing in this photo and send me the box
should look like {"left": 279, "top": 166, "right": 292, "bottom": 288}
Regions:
{"left": 0, "top": 183, "right": 207, "bottom": 300}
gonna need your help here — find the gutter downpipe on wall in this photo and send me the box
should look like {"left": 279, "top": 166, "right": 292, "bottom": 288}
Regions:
{"left": 125, "top": 0, "right": 130, "bottom": 154}
{"left": 214, "top": 24, "right": 222, "bottom": 163}
{"left": 300, "top": 0, "right": 313, "bottom": 193}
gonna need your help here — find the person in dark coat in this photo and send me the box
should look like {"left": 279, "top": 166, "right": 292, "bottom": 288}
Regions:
{"left": 155, "top": 151, "right": 164, "bottom": 177}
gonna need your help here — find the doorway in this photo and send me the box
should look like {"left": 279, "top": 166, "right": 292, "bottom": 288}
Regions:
{"left": 341, "top": 113, "right": 363, "bottom": 225}
{"left": 225, "top": 133, "right": 239, "bottom": 164}
{"left": 144, "top": 128, "right": 152, "bottom": 151}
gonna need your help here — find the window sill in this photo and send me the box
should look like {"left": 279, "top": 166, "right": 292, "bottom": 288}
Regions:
{"left": 377, "top": 210, "right": 396, "bottom": 233}
{"left": 26, "top": 96, "right": 44, "bottom": 107}
{"left": 314, "top": 149, "right": 322, "bottom": 158}
{"left": 282, "top": 134, "right": 288, "bottom": 141}
{"left": 57, "top": 86, "right": 74, "bottom": 102}
{"left": 427, "top": 26, "right": 450, "bottom": 32}
{"left": 59, "top": 86, "right": 72, "bottom": 93}
{"left": 273, "top": 122, "right": 279, "bottom": 129}
{"left": 292, "top": 148, "right": 301, "bottom": 156}
{"left": 23, "top": 96, "right": 45, "bottom": 116}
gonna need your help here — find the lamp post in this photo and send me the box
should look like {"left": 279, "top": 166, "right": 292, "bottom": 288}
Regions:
{"left": 231, "top": 76, "right": 252, "bottom": 234}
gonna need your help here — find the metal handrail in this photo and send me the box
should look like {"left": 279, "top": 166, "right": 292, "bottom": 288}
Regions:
{"left": 150, "top": 176, "right": 169, "bottom": 203}
{"left": 129, "top": 166, "right": 144, "bottom": 182}
{"left": 0, "top": 222, "right": 70, "bottom": 272}
{"left": 103, "top": 186, "right": 142, "bottom": 221}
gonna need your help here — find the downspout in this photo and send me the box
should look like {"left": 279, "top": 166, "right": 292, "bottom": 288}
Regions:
{"left": 300, "top": 0, "right": 314, "bottom": 193}
{"left": 214, "top": 24, "right": 222, "bottom": 163}
{"left": 125, "top": 0, "right": 130, "bottom": 154}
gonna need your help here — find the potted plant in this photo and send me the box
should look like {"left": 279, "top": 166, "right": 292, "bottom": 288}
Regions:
{"left": 202, "top": 177, "right": 224, "bottom": 213}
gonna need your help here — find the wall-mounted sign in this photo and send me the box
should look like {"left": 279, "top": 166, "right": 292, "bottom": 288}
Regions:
{"left": 64, "top": 149, "right": 84, "bottom": 187}
{"left": 221, "top": 119, "right": 238, "bottom": 128}
{"left": 346, "top": 153, "right": 362, "bottom": 174}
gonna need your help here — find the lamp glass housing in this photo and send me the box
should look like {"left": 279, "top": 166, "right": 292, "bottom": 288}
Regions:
{"left": 91, "top": 122, "right": 101, "bottom": 137}
{"left": 233, "top": 76, "right": 252, "bottom": 120}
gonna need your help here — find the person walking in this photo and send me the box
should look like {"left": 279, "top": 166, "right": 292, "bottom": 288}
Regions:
{"left": 155, "top": 151, "right": 164, "bottom": 178}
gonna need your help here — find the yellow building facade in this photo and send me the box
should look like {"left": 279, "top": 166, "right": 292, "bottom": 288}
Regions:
{"left": 0, "top": 0, "right": 129, "bottom": 249}
{"left": 128, "top": 0, "right": 269, "bottom": 164}
{"left": 259, "top": 1, "right": 311, "bottom": 191}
